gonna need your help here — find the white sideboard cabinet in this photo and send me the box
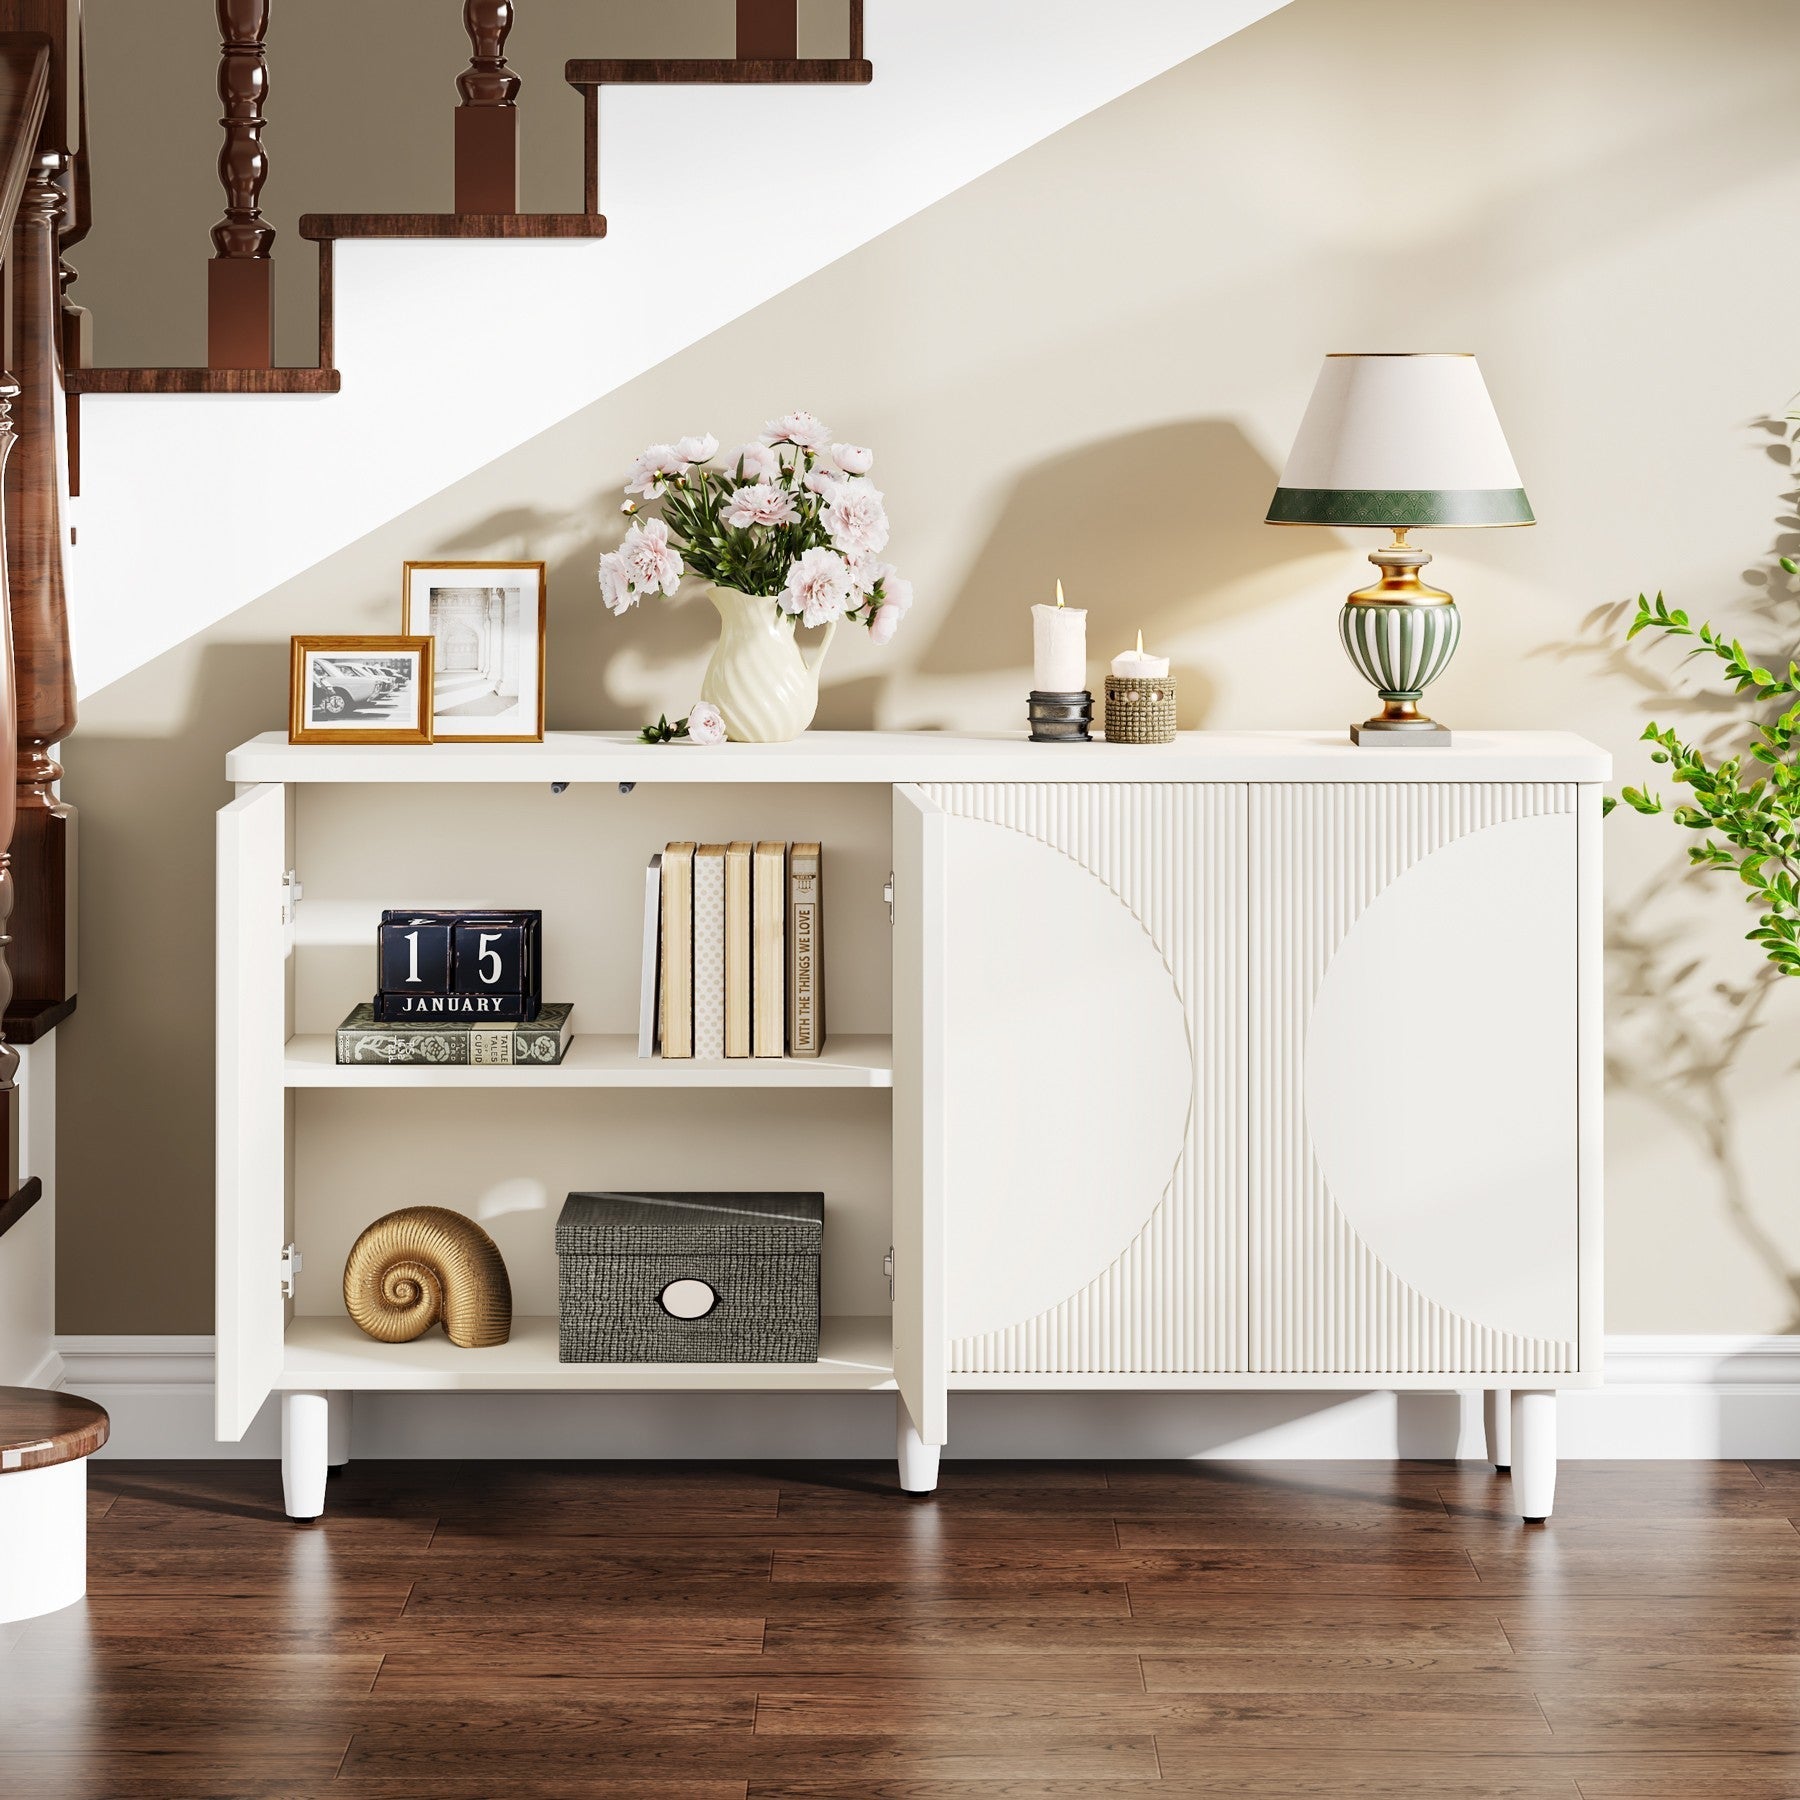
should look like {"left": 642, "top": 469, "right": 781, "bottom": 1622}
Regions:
{"left": 218, "top": 729, "right": 1605, "bottom": 1524}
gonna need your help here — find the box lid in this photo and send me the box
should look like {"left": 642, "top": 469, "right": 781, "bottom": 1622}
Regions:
{"left": 556, "top": 1191, "right": 824, "bottom": 1255}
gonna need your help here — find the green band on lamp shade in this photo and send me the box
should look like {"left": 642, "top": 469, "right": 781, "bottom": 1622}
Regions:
{"left": 1266, "top": 487, "right": 1535, "bottom": 528}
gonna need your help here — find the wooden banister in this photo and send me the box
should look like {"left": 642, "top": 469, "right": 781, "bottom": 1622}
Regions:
{"left": 456, "top": 0, "right": 519, "bottom": 216}
{"left": 0, "top": 33, "right": 51, "bottom": 1195}
{"left": 208, "top": 0, "right": 274, "bottom": 371}
{"left": 5, "top": 143, "right": 73, "bottom": 1043}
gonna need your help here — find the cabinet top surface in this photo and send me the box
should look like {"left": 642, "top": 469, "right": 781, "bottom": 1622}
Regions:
{"left": 227, "top": 728, "right": 1610, "bottom": 786}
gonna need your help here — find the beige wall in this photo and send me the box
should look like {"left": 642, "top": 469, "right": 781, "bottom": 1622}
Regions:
{"left": 59, "top": 0, "right": 1800, "bottom": 1333}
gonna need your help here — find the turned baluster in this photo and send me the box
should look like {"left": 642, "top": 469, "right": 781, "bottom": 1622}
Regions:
{"left": 0, "top": 361, "right": 23, "bottom": 1195}
{"left": 455, "top": 1, "right": 519, "bottom": 216}
{"left": 208, "top": 0, "right": 274, "bottom": 370}
{"left": 737, "top": 0, "right": 798, "bottom": 59}
{"left": 5, "top": 154, "right": 75, "bottom": 1035}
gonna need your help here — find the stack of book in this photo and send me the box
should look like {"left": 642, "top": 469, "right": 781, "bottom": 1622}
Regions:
{"left": 336, "top": 906, "right": 575, "bottom": 1066}
{"left": 641, "top": 842, "right": 825, "bottom": 1060}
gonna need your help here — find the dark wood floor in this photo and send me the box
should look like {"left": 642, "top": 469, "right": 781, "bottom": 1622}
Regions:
{"left": 3, "top": 1459, "right": 1800, "bottom": 1796}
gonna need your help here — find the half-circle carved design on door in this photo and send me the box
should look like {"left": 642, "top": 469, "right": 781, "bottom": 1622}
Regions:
{"left": 941, "top": 814, "right": 1193, "bottom": 1345}
{"left": 1303, "top": 813, "right": 1579, "bottom": 1349}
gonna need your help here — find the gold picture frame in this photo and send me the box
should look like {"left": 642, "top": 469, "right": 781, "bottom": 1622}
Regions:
{"left": 401, "top": 560, "right": 548, "bottom": 744}
{"left": 289, "top": 636, "right": 434, "bottom": 745}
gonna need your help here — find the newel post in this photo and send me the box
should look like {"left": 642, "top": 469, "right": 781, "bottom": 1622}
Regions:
{"left": 207, "top": 0, "right": 274, "bottom": 370}
{"left": 5, "top": 152, "right": 75, "bottom": 1036}
{"left": 455, "top": 1, "right": 519, "bottom": 215}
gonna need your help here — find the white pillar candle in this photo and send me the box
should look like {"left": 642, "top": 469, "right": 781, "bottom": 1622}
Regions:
{"left": 1111, "top": 630, "right": 1170, "bottom": 680}
{"left": 1032, "top": 581, "right": 1088, "bottom": 693}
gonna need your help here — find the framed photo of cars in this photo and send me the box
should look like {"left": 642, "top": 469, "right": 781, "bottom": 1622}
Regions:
{"left": 402, "top": 561, "right": 548, "bottom": 744}
{"left": 289, "top": 637, "right": 435, "bottom": 745}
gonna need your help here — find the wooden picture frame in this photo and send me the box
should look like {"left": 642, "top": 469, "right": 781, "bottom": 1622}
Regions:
{"left": 289, "top": 637, "right": 434, "bottom": 746}
{"left": 402, "top": 561, "right": 548, "bottom": 744}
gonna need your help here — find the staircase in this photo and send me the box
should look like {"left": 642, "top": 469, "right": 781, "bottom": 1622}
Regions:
{"left": 67, "top": 0, "right": 1289, "bottom": 700}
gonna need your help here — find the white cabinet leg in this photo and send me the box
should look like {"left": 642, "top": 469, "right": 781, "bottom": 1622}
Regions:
{"left": 327, "top": 1391, "right": 352, "bottom": 1471}
{"left": 1484, "top": 1387, "right": 1512, "bottom": 1472}
{"left": 896, "top": 1396, "right": 941, "bottom": 1494}
{"left": 1510, "top": 1389, "right": 1556, "bottom": 1523}
{"left": 282, "top": 1391, "right": 330, "bottom": 1522}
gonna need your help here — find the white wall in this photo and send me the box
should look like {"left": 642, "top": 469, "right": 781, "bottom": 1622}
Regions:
{"left": 0, "top": 1044, "right": 59, "bottom": 1387}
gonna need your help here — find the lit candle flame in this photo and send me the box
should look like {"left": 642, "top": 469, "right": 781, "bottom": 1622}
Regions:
{"left": 1055, "top": 579, "right": 1065, "bottom": 608}
{"left": 1136, "top": 629, "right": 1144, "bottom": 654}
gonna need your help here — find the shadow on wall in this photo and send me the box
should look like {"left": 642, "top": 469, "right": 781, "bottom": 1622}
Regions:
{"left": 429, "top": 419, "right": 1327, "bottom": 736}
{"left": 58, "top": 641, "right": 287, "bottom": 1333}
{"left": 1548, "top": 415, "right": 1800, "bottom": 1331}
{"left": 913, "top": 420, "right": 1325, "bottom": 729}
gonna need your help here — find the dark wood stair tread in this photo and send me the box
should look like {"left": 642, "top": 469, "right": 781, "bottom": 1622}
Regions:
{"left": 69, "top": 368, "right": 341, "bottom": 395}
{"left": 300, "top": 212, "right": 608, "bottom": 242}
{"left": 0, "top": 1384, "right": 108, "bottom": 1471}
{"left": 5, "top": 994, "right": 75, "bottom": 1044}
{"left": 565, "top": 57, "right": 872, "bottom": 87}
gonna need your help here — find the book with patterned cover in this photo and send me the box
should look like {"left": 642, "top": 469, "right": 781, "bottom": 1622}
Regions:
{"left": 788, "top": 842, "right": 825, "bottom": 1058}
{"left": 336, "top": 1002, "right": 574, "bottom": 1066}
{"left": 693, "top": 845, "right": 727, "bottom": 1060}
{"left": 752, "top": 841, "right": 786, "bottom": 1058}
{"left": 724, "top": 841, "right": 752, "bottom": 1059}
{"left": 659, "top": 841, "right": 695, "bottom": 1059}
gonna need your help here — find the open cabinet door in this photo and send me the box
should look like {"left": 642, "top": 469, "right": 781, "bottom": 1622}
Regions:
{"left": 216, "top": 783, "right": 287, "bottom": 1440}
{"left": 891, "top": 786, "right": 946, "bottom": 1447}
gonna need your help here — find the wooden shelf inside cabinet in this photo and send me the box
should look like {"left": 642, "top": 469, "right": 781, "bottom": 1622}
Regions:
{"left": 281, "top": 1314, "right": 895, "bottom": 1392}
{"left": 284, "top": 1033, "right": 893, "bottom": 1089}
{"left": 299, "top": 213, "right": 607, "bottom": 241}
{"left": 68, "top": 367, "right": 341, "bottom": 395}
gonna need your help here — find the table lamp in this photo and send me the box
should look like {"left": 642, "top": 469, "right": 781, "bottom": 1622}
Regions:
{"left": 1266, "top": 352, "right": 1533, "bottom": 745}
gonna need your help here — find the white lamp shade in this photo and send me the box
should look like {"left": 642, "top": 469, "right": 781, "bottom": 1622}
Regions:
{"left": 1268, "top": 353, "right": 1533, "bottom": 528}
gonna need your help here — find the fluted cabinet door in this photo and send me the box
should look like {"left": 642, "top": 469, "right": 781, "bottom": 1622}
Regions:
{"left": 924, "top": 783, "right": 1247, "bottom": 1376}
{"left": 1248, "top": 782, "right": 1581, "bottom": 1376}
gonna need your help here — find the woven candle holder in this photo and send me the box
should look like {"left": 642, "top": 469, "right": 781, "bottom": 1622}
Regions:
{"left": 1105, "top": 674, "right": 1177, "bottom": 744}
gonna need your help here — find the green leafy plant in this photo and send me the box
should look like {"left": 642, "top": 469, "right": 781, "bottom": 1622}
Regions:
{"left": 1613, "top": 576, "right": 1800, "bottom": 976}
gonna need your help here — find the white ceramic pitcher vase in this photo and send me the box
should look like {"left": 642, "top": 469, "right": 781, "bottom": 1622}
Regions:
{"left": 698, "top": 585, "right": 836, "bottom": 743}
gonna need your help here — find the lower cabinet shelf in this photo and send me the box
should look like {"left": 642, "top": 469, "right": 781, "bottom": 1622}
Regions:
{"left": 279, "top": 1314, "right": 897, "bottom": 1391}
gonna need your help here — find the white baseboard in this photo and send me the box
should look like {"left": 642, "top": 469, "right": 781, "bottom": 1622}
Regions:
{"left": 51, "top": 1334, "right": 1800, "bottom": 1462}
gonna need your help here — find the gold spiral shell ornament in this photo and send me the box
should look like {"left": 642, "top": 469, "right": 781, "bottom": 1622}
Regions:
{"left": 342, "top": 1206, "right": 512, "bottom": 1347}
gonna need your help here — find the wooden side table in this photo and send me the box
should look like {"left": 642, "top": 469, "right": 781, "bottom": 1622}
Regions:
{"left": 0, "top": 1387, "right": 109, "bottom": 1621}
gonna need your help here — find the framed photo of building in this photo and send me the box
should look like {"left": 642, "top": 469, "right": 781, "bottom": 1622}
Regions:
{"left": 289, "top": 637, "right": 434, "bottom": 745}
{"left": 402, "top": 561, "right": 548, "bottom": 743}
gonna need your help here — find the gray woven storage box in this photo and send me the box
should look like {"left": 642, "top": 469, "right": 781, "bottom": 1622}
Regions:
{"left": 556, "top": 1191, "right": 823, "bottom": 1363}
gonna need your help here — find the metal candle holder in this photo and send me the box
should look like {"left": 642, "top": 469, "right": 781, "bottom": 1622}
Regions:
{"left": 1028, "top": 690, "right": 1093, "bottom": 742}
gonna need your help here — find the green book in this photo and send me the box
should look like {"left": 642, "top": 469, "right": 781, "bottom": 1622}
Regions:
{"left": 335, "top": 1001, "right": 574, "bottom": 1067}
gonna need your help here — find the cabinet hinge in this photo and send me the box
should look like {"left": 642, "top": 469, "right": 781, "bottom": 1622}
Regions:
{"left": 281, "top": 870, "right": 303, "bottom": 925}
{"left": 883, "top": 873, "right": 894, "bottom": 925}
{"left": 280, "top": 1243, "right": 303, "bottom": 1298}
{"left": 884, "top": 1246, "right": 895, "bottom": 1301}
